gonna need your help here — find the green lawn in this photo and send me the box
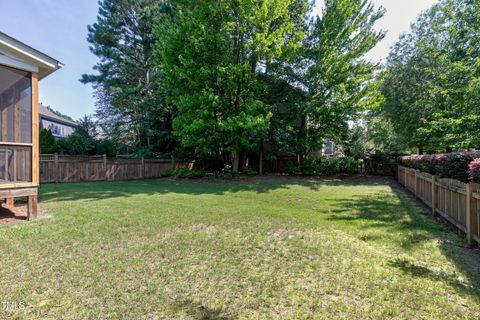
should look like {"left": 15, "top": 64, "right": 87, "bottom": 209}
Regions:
{"left": 0, "top": 177, "right": 479, "bottom": 319}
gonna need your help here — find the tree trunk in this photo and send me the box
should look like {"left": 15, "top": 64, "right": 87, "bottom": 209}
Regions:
{"left": 296, "top": 153, "right": 304, "bottom": 166}
{"left": 231, "top": 151, "right": 239, "bottom": 173}
{"left": 240, "top": 151, "right": 246, "bottom": 172}
{"left": 446, "top": 146, "right": 452, "bottom": 153}
{"left": 259, "top": 143, "right": 264, "bottom": 176}
{"left": 297, "top": 115, "right": 307, "bottom": 166}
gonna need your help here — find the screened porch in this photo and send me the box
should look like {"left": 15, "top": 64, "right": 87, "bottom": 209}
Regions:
{"left": 0, "top": 64, "right": 33, "bottom": 185}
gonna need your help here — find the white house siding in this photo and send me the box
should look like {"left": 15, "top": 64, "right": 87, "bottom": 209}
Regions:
{"left": 40, "top": 118, "right": 75, "bottom": 138}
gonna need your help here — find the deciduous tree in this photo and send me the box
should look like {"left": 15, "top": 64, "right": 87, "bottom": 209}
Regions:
{"left": 294, "top": 0, "right": 385, "bottom": 162}
{"left": 381, "top": 0, "right": 480, "bottom": 152}
{"left": 158, "top": 0, "right": 309, "bottom": 171}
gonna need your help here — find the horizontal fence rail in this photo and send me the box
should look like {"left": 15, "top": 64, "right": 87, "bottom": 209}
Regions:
{"left": 40, "top": 154, "right": 188, "bottom": 184}
{"left": 397, "top": 165, "right": 480, "bottom": 246}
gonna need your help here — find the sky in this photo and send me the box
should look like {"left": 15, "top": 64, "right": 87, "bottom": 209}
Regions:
{"left": 0, "top": 0, "right": 438, "bottom": 121}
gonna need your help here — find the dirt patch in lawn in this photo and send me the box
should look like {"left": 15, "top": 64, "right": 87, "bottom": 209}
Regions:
{"left": 0, "top": 203, "right": 49, "bottom": 225}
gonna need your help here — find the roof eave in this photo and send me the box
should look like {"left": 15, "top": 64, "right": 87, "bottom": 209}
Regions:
{"left": 0, "top": 32, "right": 64, "bottom": 79}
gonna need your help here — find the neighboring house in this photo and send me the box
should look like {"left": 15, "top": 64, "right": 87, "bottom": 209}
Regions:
{"left": 39, "top": 104, "right": 77, "bottom": 138}
{"left": 310, "top": 140, "right": 337, "bottom": 158}
{"left": 0, "top": 31, "right": 63, "bottom": 218}
{"left": 322, "top": 140, "right": 336, "bottom": 156}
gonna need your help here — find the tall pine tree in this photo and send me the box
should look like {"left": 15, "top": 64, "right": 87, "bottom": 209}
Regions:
{"left": 82, "top": 0, "right": 174, "bottom": 153}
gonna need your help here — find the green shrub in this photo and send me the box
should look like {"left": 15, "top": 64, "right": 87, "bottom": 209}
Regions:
{"left": 319, "top": 157, "right": 340, "bottom": 175}
{"left": 96, "top": 139, "right": 118, "bottom": 157}
{"left": 57, "top": 132, "right": 95, "bottom": 155}
{"left": 297, "top": 157, "right": 354, "bottom": 176}
{"left": 210, "top": 169, "right": 238, "bottom": 180}
{"left": 162, "top": 168, "right": 175, "bottom": 177}
{"left": 243, "top": 166, "right": 258, "bottom": 176}
{"left": 264, "top": 152, "right": 277, "bottom": 161}
{"left": 284, "top": 161, "right": 298, "bottom": 176}
{"left": 300, "top": 158, "right": 321, "bottom": 176}
{"left": 40, "top": 129, "right": 58, "bottom": 154}
{"left": 220, "top": 170, "right": 236, "bottom": 180}
{"left": 341, "top": 157, "right": 360, "bottom": 174}
{"left": 174, "top": 167, "right": 205, "bottom": 179}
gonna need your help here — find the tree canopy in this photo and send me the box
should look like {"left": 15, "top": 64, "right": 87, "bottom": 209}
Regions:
{"left": 81, "top": 0, "right": 175, "bottom": 153}
{"left": 82, "top": 0, "right": 388, "bottom": 169}
{"left": 295, "top": 0, "right": 385, "bottom": 160}
{"left": 158, "top": 0, "right": 310, "bottom": 170}
{"left": 381, "top": 0, "right": 480, "bottom": 153}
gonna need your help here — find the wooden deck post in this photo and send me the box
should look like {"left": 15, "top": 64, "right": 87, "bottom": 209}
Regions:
{"left": 29, "top": 73, "right": 39, "bottom": 221}
{"left": 27, "top": 195, "right": 37, "bottom": 220}
{"left": 431, "top": 176, "right": 437, "bottom": 216}
{"left": 5, "top": 197, "right": 14, "bottom": 207}
{"left": 31, "top": 73, "right": 39, "bottom": 186}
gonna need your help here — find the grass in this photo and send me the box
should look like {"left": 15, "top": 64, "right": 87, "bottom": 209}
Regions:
{"left": 0, "top": 176, "right": 479, "bottom": 319}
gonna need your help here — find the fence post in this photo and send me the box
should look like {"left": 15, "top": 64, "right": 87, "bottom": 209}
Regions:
{"left": 103, "top": 154, "right": 107, "bottom": 181}
{"left": 431, "top": 175, "right": 437, "bottom": 216}
{"left": 54, "top": 153, "right": 59, "bottom": 183}
{"left": 466, "top": 183, "right": 473, "bottom": 246}
{"left": 414, "top": 170, "right": 418, "bottom": 198}
{"left": 141, "top": 157, "right": 145, "bottom": 179}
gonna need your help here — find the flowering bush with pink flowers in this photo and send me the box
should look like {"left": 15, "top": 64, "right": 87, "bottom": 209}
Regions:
{"left": 399, "top": 152, "right": 480, "bottom": 182}
{"left": 468, "top": 158, "right": 480, "bottom": 183}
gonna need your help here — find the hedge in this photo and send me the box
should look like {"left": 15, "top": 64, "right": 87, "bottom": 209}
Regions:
{"left": 469, "top": 158, "right": 480, "bottom": 183}
{"left": 399, "top": 152, "right": 480, "bottom": 183}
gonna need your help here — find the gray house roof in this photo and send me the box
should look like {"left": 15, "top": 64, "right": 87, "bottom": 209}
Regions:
{"left": 39, "top": 104, "right": 77, "bottom": 128}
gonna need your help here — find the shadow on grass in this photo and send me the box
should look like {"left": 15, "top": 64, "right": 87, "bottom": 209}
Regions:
{"left": 173, "top": 300, "right": 233, "bottom": 320}
{"left": 326, "top": 181, "right": 480, "bottom": 299}
{"left": 39, "top": 176, "right": 328, "bottom": 203}
{"left": 388, "top": 258, "right": 478, "bottom": 296}
{"left": 39, "top": 175, "right": 395, "bottom": 203}
{"left": 327, "top": 192, "right": 441, "bottom": 248}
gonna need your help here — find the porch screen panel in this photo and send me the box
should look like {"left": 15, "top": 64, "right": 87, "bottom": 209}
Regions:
{"left": 0, "top": 146, "right": 32, "bottom": 183}
{"left": 0, "top": 65, "right": 32, "bottom": 144}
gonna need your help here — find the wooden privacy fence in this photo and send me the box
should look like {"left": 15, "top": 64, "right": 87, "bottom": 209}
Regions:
{"left": 40, "top": 154, "right": 188, "bottom": 183}
{"left": 398, "top": 165, "right": 480, "bottom": 246}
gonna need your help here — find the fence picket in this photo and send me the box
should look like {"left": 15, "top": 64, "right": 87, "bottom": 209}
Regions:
{"left": 40, "top": 155, "right": 189, "bottom": 184}
{"left": 397, "top": 165, "right": 478, "bottom": 247}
